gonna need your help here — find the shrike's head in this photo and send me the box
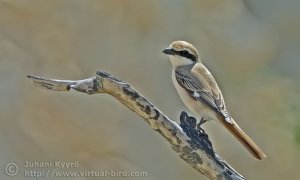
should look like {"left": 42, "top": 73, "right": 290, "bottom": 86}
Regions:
{"left": 163, "top": 40, "right": 200, "bottom": 67}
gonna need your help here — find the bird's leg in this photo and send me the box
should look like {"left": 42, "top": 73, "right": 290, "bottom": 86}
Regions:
{"left": 197, "top": 117, "right": 207, "bottom": 128}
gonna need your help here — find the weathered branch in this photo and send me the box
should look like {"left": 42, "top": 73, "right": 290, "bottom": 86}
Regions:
{"left": 27, "top": 71, "right": 244, "bottom": 180}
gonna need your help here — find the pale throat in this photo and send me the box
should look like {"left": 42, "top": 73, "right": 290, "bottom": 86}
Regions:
{"left": 169, "top": 55, "right": 196, "bottom": 68}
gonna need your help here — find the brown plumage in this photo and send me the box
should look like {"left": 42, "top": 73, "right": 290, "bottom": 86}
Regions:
{"left": 220, "top": 117, "right": 267, "bottom": 160}
{"left": 163, "top": 40, "right": 267, "bottom": 160}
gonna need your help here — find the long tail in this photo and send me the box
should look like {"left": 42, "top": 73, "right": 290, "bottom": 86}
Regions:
{"left": 220, "top": 117, "right": 267, "bottom": 160}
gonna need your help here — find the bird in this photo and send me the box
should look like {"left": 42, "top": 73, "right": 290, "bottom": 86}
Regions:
{"left": 162, "top": 40, "right": 267, "bottom": 160}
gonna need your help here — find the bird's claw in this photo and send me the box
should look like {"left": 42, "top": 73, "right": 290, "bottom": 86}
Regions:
{"left": 197, "top": 117, "right": 207, "bottom": 129}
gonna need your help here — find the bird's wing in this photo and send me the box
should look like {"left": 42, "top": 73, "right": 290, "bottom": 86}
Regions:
{"left": 176, "top": 64, "right": 267, "bottom": 160}
{"left": 175, "top": 63, "right": 231, "bottom": 122}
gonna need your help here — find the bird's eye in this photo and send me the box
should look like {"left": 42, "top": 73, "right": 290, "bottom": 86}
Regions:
{"left": 181, "top": 50, "right": 188, "bottom": 56}
{"left": 179, "top": 50, "right": 196, "bottom": 61}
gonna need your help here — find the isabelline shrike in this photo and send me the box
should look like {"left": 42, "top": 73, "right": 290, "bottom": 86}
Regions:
{"left": 163, "top": 40, "right": 266, "bottom": 160}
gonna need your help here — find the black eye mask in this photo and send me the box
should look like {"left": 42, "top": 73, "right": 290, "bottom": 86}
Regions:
{"left": 177, "top": 50, "right": 197, "bottom": 62}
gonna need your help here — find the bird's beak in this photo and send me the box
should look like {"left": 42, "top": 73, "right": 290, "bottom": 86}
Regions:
{"left": 162, "top": 48, "right": 175, "bottom": 55}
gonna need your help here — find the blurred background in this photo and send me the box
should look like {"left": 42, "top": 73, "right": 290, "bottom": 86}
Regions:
{"left": 0, "top": 0, "right": 299, "bottom": 179}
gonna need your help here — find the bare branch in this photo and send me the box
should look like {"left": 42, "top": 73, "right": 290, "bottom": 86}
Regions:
{"left": 27, "top": 71, "right": 245, "bottom": 180}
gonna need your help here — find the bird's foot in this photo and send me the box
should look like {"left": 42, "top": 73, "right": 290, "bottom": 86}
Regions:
{"left": 197, "top": 117, "right": 207, "bottom": 129}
